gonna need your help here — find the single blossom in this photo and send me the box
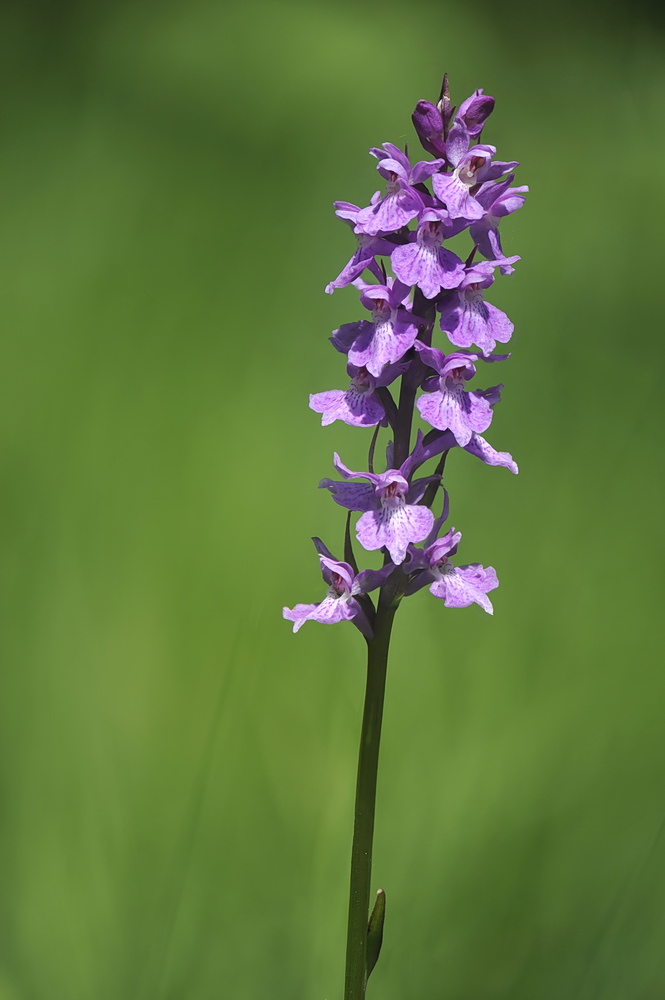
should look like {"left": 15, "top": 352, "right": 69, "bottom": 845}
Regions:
{"left": 325, "top": 202, "right": 395, "bottom": 293}
{"left": 355, "top": 143, "right": 444, "bottom": 236}
{"left": 470, "top": 176, "right": 528, "bottom": 274}
{"left": 330, "top": 278, "right": 421, "bottom": 377}
{"left": 309, "top": 361, "right": 404, "bottom": 428}
{"left": 391, "top": 211, "right": 466, "bottom": 299}
{"left": 457, "top": 88, "right": 495, "bottom": 138}
{"left": 414, "top": 342, "right": 503, "bottom": 445}
{"left": 319, "top": 451, "right": 437, "bottom": 565}
{"left": 404, "top": 527, "right": 498, "bottom": 613}
{"left": 437, "top": 259, "right": 518, "bottom": 355}
{"left": 431, "top": 117, "right": 517, "bottom": 222}
{"left": 282, "top": 538, "right": 395, "bottom": 637}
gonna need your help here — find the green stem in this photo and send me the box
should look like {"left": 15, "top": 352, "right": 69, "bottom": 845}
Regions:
{"left": 343, "top": 582, "right": 401, "bottom": 1000}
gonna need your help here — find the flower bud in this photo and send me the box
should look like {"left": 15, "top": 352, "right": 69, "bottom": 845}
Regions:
{"left": 411, "top": 100, "right": 446, "bottom": 157}
{"left": 457, "top": 88, "right": 495, "bottom": 138}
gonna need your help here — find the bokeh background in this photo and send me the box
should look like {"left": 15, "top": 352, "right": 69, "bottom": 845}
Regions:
{"left": 1, "top": 0, "right": 664, "bottom": 997}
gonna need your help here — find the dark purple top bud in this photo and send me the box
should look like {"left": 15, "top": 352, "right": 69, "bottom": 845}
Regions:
{"left": 457, "top": 89, "right": 495, "bottom": 138}
{"left": 412, "top": 100, "right": 446, "bottom": 157}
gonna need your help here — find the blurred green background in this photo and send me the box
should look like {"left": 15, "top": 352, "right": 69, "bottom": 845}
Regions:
{"left": 1, "top": 0, "right": 664, "bottom": 997}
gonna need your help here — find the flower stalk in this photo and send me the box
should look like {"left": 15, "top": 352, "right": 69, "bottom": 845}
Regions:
{"left": 344, "top": 596, "right": 398, "bottom": 1000}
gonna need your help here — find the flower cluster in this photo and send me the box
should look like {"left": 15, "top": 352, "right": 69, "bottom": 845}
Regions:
{"left": 284, "top": 77, "right": 526, "bottom": 637}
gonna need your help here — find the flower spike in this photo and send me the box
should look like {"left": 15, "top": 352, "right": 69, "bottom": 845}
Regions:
{"left": 282, "top": 75, "right": 525, "bottom": 1000}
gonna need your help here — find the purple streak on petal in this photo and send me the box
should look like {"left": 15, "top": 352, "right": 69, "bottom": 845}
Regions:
{"left": 355, "top": 187, "right": 423, "bottom": 236}
{"left": 417, "top": 386, "right": 493, "bottom": 445}
{"left": 282, "top": 594, "right": 360, "bottom": 632}
{"left": 392, "top": 240, "right": 465, "bottom": 299}
{"left": 463, "top": 433, "right": 519, "bottom": 474}
{"left": 429, "top": 564, "right": 498, "bottom": 614}
{"left": 439, "top": 290, "right": 514, "bottom": 356}
{"left": 318, "top": 479, "right": 377, "bottom": 511}
{"left": 445, "top": 118, "right": 470, "bottom": 167}
{"left": 309, "top": 382, "right": 385, "bottom": 428}
{"left": 356, "top": 503, "right": 434, "bottom": 565}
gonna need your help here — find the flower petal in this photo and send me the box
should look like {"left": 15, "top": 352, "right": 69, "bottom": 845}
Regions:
{"left": 356, "top": 503, "right": 434, "bottom": 565}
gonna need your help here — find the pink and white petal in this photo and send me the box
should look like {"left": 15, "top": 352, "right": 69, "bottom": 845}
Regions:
{"left": 432, "top": 173, "right": 483, "bottom": 220}
{"left": 357, "top": 504, "right": 433, "bottom": 565}
{"left": 484, "top": 302, "right": 514, "bottom": 348}
{"left": 343, "top": 388, "right": 384, "bottom": 427}
{"left": 283, "top": 601, "right": 323, "bottom": 632}
{"left": 464, "top": 433, "right": 518, "bottom": 474}
{"left": 445, "top": 301, "right": 496, "bottom": 353}
{"left": 417, "top": 390, "right": 470, "bottom": 443}
{"left": 464, "top": 391, "right": 494, "bottom": 435}
{"left": 431, "top": 564, "right": 497, "bottom": 613}
{"left": 309, "top": 389, "right": 383, "bottom": 428}
{"left": 392, "top": 244, "right": 441, "bottom": 300}
{"left": 358, "top": 191, "right": 420, "bottom": 236}
{"left": 309, "top": 390, "right": 348, "bottom": 426}
{"left": 444, "top": 119, "right": 470, "bottom": 167}
{"left": 313, "top": 594, "right": 358, "bottom": 625}
{"left": 351, "top": 320, "right": 414, "bottom": 377}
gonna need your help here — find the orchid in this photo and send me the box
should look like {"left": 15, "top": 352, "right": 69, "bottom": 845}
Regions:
{"left": 282, "top": 74, "right": 526, "bottom": 1000}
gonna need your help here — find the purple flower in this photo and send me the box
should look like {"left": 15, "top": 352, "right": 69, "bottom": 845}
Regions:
{"left": 391, "top": 212, "right": 465, "bottom": 300}
{"left": 437, "top": 260, "right": 518, "bottom": 356}
{"left": 283, "top": 538, "right": 395, "bottom": 637}
{"left": 431, "top": 118, "right": 517, "bottom": 222}
{"left": 355, "top": 143, "right": 444, "bottom": 236}
{"left": 470, "top": 176, "right": 528, "bottom": 274}
{"left": 405, "top": 528, "right": 498, "bottom": 613}
{"left": 411, "top": 100, "right": 446, "bottom": 157}
{"left": 457, "top": 88, "right": 495, "bottom": 139}
{"left": 325, "top": 202, "right": 395, "bottom": 293}
{"left": 414, "top": 342, "right": 502, "bottom": 445}
{"left": 330, "top": 278, "right": 421, "bottom": 377}
{"left": 319, "top": 452, "right": 437, "bottom": 565}
{"left": 309, "top": 361, "right": 404, "bottom": 428}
